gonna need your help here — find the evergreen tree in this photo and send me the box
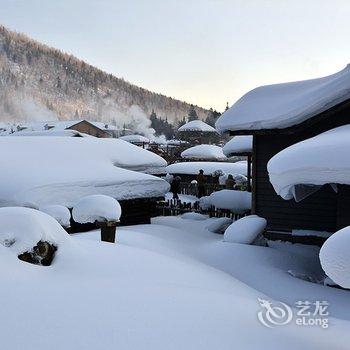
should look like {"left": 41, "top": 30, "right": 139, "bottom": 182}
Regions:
{"left": 187, "top": 104, "right": 198, "bottom": 121}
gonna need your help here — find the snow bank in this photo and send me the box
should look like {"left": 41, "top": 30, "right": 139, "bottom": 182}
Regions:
{"left": 223, "top": 136, "right": 253, "bottom": 156}
{"left": 166, "top": 161, "right": 247, "bottom": 176}
{"left": 268, "top": 125, "right": 350, "bottom": 200}
{"left": 223, "top": 215, "right": 267, "bottom": 244}
{"left": 320, "top": 226, "right": 350, "bottom": 288}
{"left": 181, "top": 144, "right": 227, "bottom": 160}
{"left": 39, "top": 205, "right": 71, "bottom": 227}
{"left": 119, "top": 134, "right": 150, "bottom": 143}
{"left": 0, "top": 207, "right": 70, "bottom": 255}
{"left": 216, "top": 65, "right": 350, "bottom": 132}
{"left": 209, "top": 190, "right": 251, "bottom": 212}
{"left": 72, "top": 195, "right": 122, "bottom": 224}
{"left": 0, "top": 137, "right": 169, "bottom": 207}
{"left": 206, "top": 217, "right": 233, "bottom": 234}
{"left": 178, "top": 120, "right": 217, "bottom": 133}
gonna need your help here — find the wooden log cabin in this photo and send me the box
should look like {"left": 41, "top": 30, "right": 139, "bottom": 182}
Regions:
{"left": 216, "top": 66, "right": 350, "bottom": 240}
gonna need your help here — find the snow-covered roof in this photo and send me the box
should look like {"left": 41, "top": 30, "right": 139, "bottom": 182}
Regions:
{"left": 119, "top": 134, "right": 150, "bottom": 143}
{"left": 223, "top": 136, "right": 253, "bottom": 156}
{"left": 0, "top": 137, "right": 169, "bottom": 207}
{"left": 178, "top": 120, "right": 218, "bottom": 133}
{"left": 181, "top": 145, "right": 227, "bottom": 160}
{"left": 166, "top": 161, "right": 247, "bottom": 176}
{"left": 268, "top": 125, "right": 350, "bottom": 200}
{"left": 9, "top": 129, "right": 91, "bottom": 137}
{"left": 216, "top": 65, "right": 350, "bottom": 133}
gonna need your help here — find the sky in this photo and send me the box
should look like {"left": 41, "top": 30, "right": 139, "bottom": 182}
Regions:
{"left": 1, "top": 0, "right": 350, "bottom": 111}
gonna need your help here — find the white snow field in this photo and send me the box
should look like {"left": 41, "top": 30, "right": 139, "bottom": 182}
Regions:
{"left": 216, "top": 65, "right": 350, "bottom": 132}
{"left": 223, "top": 135, "right": 253, "bottom": 156}
{"left": 267, "top": 125, "right": 350, "bottom": 200}
{"left": 59, "top": 216, "right": 350, "bottom": 350}
{"left": 0, "top": 137, "right": 169, "bottom": 208}
{"left": 320, "top": 226, "right": 350, "bottom": 288}
{"left": 166, "top": 161, "right": 247, "bottom": 176}
{"left": 178, "top": 120, "right": 218, "bottom": 133}
{"left": 181, "top": 144, "right": 227, "bottom": 160}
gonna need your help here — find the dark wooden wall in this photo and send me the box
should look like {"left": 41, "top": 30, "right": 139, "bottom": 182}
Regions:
{"left": 253, "top": 106, "right": 350, "bottom": 233}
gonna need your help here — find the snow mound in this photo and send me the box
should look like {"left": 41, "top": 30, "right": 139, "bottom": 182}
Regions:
{"left": 320, "top": 226, "right": 350, "bottom": 288}
{"left": 0, "top": 137, "right": 169, "bottom": 207}
{"left": 119, "top": 134, "right": 150, "bottom": 143}
{"left": 209, "top": 190, "right": 251, "bottom": 212}
{"left": 223, "top": 215, "right": 267, "bottom": 244}
{"left": 0, "top": 207, "right": 70, "bottom": 255}
{"left": 216, "top": 65, "right": 350, "bottom": 132}
{"left": 181, "top": 145, "right": 227, "bottom": 160}
{"left": 206, "top": 217, "right": 233, "bottom": 234}
{"left": 72, "top": 195, "right": 122, "bottom": 224}
{"left": 181, "top": 212, "right": 207, "bottom": 221}
{"left": 166, "top": 161, "right": 247, "bottom": 176}
{"left": 178, "top": 120, "right": 218, "bottom": 133}
{"left": 39, "top": 205, "right": 71, "bottom": 227}
{"left": 268, "top": 125, "right": 350, "bottom": 200}
{"left": 223, "top": 136, "right": 253, "bottom": 156}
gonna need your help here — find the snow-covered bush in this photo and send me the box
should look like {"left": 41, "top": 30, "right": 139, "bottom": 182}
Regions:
{"left": 223, "top": 215, "right": 267, "bottom": 244}
{"left": 319, "top": 226, "right": 350, "bottom": 288}
{"left": 206, "top": 217, "right": 233, "bottom": 234}
{"left": 209, "top": 190, "right": 251, "bottom": 213}
{"left": 39, "top": 205, "right": 71, "bottom": 228}
{"left": 0, "top": 207, "right": 70, "bottom": 265}
{"left": 72, "top": 195, "right": 121, "bottom": 224}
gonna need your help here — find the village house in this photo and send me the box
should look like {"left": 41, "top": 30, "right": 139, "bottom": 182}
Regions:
{"left": 216, "top": 65, "right": 350, "bottom": 243}
{"left": 177, "top": 120, "right": 220, "bottom": 145}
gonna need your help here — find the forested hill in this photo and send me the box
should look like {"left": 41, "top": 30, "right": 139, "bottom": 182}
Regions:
{"left": 0, "top": 25, "right": 209, "bottom": 127}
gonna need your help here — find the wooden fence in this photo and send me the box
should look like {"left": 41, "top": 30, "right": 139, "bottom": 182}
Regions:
{"left": 156, "top": 199, "right": 250, "bottom": 220}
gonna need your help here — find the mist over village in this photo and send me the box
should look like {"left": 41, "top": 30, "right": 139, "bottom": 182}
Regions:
{"left": 0, "top": 1, "right": 350, "bottom": 349}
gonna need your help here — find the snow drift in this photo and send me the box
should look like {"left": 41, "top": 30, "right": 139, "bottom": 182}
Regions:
{"left": 224, "top": 215, "right": 267, "bottom": 244}
{"left": 320, "top": 226, "right": 350, "bottom": 288}
{"left": 209, "top": 190, "right": 251, "bottom": 212}
{"left": 178, "top": 120, "right": 217, "bottom": 133}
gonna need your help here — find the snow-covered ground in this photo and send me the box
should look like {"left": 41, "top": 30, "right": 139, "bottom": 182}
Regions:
{"left": 2, "top": 215, "right": 348, "bottom": 349}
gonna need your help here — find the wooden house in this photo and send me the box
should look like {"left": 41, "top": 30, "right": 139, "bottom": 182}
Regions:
{"left": 66, "top": 120, "right": 112, "bottom": 138}
{"left": 216, "top": 66, "right": 350, "bottom": 241}
{"left": 177, "top": 120, "right": 220, "bottom": 145}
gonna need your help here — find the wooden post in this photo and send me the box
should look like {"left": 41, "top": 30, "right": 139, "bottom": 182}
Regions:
{"left": 247, "top": 154, "right": 252, "bottom": 192}
{"left": 99, "top": 221, "right": 118, "bottom": 243}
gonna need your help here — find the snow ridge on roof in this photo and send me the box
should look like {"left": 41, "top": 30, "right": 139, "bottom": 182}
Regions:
{"left": 178, "top": 120, "right": 217, "bottom": 133}
{"left": 216, "top": 65, "right": 350, "bottom": 133}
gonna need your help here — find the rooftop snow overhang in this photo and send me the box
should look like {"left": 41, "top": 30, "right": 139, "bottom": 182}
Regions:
{"left": 216, "top": 65, "right": 350, "bottom": 135}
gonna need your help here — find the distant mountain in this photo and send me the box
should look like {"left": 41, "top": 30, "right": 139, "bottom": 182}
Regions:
{"left": 0, "top": 25, "right": 209, "bottom": 130}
